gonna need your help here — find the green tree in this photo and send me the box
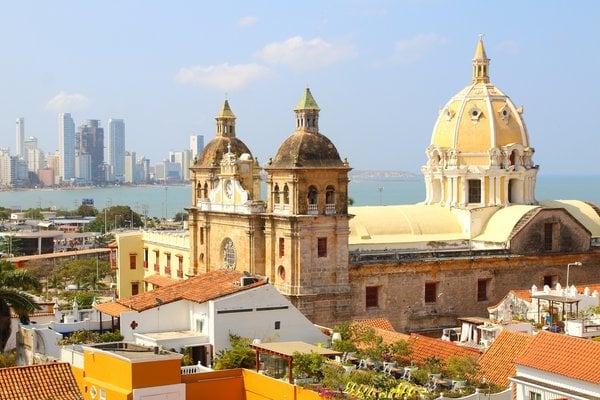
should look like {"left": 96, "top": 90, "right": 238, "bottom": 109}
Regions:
{"left": 173, "top": 212, "right": 188, "bottom": 222}
{"left": 87, "top": 205, "right": 143, "bottom": 233}
{"left": 57, "top": 258, "right": 111, "bottom": 291}
{"left": 0, "top": 262, "right": 41, "bottom": 351}
{"left": 213, "top": 334, "right": 256, "bottom": 370}
{"left": 0, "top": 236, "right": 24, "bottom": 257}
{"left": 75, "top": 204, "right": 98, "bottom": 217}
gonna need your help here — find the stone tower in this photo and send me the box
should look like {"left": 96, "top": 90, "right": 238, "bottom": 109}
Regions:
{"left": 188, "top": 100, "right": 265, "bottom": 276}
{"left": 264, "top": 88, "right": 353, "bottom": 326}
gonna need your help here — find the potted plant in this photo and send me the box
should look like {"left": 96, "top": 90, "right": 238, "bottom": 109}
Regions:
{"left": 292, "top": 351, "right": 323, "bottom": 385}
{"left": 424, "top": 356, "right": 444, "bottom": 380}
{"left": 444, "top": 354, "right": 479, "bottom": 388}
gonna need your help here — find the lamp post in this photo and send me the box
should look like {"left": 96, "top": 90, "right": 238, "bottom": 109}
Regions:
{"left": 566, "top": 261, "right": 582, "bottom": 291}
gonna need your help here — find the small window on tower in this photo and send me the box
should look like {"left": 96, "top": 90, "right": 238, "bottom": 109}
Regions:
{"left": 425, "top": 282, "right": 437, "bottom": 303}
{"left": 366, "top": 286, "right": 379, "bottom": 308}
{"left": 279, "top": 238, "right": 285, "bottom": 257}
{"left": 317, "top": 237, "right": 327, "bottom": 258}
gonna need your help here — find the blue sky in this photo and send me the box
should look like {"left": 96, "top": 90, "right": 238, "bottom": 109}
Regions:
{"left": 1, "top": 1, "right": 599, "bottom": 175}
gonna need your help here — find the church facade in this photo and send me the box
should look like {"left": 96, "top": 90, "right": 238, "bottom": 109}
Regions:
{"left": 114, "top": 38, "right": 600, "bottom": 332}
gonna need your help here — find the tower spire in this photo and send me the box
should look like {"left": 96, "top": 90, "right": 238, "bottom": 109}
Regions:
{"left": 472, "top": 35, "right": 490, "bottom": 83}
{"left": 294, "top": 88, "right": 320, "bottom": 133}
{"left": 215, "top": 99, "right": 236, "bottom": 137}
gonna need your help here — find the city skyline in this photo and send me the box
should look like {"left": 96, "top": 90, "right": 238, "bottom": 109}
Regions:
{"left": 0, "top": 2, "right": 599, "bottom": 175}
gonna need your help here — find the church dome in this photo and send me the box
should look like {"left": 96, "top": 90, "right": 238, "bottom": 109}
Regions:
{"left": 194, "top": 100, "right": 253, "bottom": 168}
{"left": 270, "top": 88, "right": 344, "bottom": 168}
{"left": 430, "top": 38, "right": 531, "bottom": 159}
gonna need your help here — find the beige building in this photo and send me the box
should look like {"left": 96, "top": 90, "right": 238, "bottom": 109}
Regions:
{"left": 114, "top": 38, "right": 600, "bottom": 332}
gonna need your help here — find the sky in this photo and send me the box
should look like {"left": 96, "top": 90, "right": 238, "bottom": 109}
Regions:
{"left": 1, "top": 1, "right": 599, "bottom": 175}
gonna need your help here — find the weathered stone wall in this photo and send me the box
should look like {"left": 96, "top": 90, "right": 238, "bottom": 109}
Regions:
{"left": 347, "top": 250, "right": 600, "bottom": 332}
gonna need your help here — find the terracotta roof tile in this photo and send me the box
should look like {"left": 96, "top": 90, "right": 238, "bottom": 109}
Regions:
{"left": 95, "top": 301, "right": 131, "bottom": 317}
{"left": 478, "top": 330, "right": 535, "bottom": 388}
{"left": 354, "top": 318, "right": 396, "bottom": 331}
{"left": 0, "top": 362, "right": 83, "bottom": 400}
{"left": 407, "top": 334, "right": 482, "bottom": 365}
{"left": 514, "top": 331, "right": 600, "bottom": 384}
{"left": 100, "top": 270, "right": 265, "bottom": 314}
{"left": 143, "top": 274, "right": 180, "bottom": 288}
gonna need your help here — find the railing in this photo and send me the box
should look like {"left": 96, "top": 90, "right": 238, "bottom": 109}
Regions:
{"left": 325, "top": 203, "right": 336, "bottom": 215}
{"left": 181, "top": 363, "right": 213, "bottom": 375}
{"left": 307, "top": 204, "right": 318, "bottom": 215}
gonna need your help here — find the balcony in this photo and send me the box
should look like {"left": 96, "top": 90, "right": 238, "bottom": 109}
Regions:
{"left": 154, "top": 264, "right": 159, "bottom": 272}
{"left": 325, "top": 203, "right": 336, "bottom": 215}
{"left": 307, "top": 204, "right": 318, "bottom": 215}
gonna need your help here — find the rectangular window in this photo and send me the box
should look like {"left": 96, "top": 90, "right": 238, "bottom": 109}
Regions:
{"left": 143, "top": 248, "right": 148, "bottom": 269}
{"left": 544, "top": 222, "right": 557, "bottom": 251}
{"left": 528, "top": 391, "right": 541, "bottom": 400}
{"left": 129, "top": 254, "right": 136, "bottom": 270}
{"left": 177, "top": 255, "right": 184, "bottom": 278}
{"left": 274, "top": 321, "right": 281, "bottom": 330}
{"left": 153, "top": 250, "right": 160, "bottom": 272}
{"left": 200, "top": 227, "right": 205, "bottom": 245}
{"left": 425, "top": 282, "right": 437, "bottom": 303}
{"left": 131, "top": 282, "right": 139, "bottom": 296}
{"left": 468, "top": 179, "right": 481, "bottom": 203}
{"left": 279, "top": 238, "right": 285, "bottom": 257}
{"left": 317, "top": 237, "right": 327, "bottom": 258}
{"left": 477, "top": 279, "right": 489, "bottom": 302}
{"left": 165, "top": 253, "right": 171, "bottom": 274}
{"left": 195, "top": 318, "right": 205, "bottom": 333}
{"left": 366, "top": 286, "right": 379, "bottom": 308}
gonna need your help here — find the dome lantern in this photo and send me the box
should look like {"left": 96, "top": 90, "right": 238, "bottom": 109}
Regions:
{"left": 472, "top": 35, "right": 490, "bottom": 83}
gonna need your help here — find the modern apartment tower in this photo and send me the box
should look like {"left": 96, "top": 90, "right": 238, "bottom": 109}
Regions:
{"left": 190, "top": 134, "right": 204, "bottom": 160}
{"left": 77, "top": 120, "right": 105, "bottom": 184}
{"left": 16, "top": 117, "right": 24, "bottom": 159}
{"left": 108, "top": 118, "right": 125, "bottom": 182}
{"left": 58, "top": 113, "right": 76, "bottom": 181}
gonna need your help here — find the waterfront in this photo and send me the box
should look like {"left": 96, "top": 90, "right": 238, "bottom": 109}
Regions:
{"left": 1, "top": 175, "right": 599, "bottom": 218}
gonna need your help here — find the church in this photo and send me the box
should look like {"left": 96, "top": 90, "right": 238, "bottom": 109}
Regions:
{"left": 114, "top": 38, "right": 600, "bottom": 332}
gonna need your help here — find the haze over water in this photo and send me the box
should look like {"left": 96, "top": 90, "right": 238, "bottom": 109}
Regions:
{"left": 1, "top": 175, "right": 599, "bottom": 219}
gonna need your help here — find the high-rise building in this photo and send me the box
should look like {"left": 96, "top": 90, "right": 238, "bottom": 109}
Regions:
{"left": 16, "top": 117, "right": 24, "bottom": 159}
{"left": 108, "top": 118, "right": 125, "bottom": 183}
{"left": 190, "top": 134, "right": 204, "bottom": 161}
{"left": 24, "top": 136, "right": 42, "bottom": 172}
{"left": 77, "top": 120, "right": 105, "bottom": 184}
{"left": 58, "top": 113, "right": 76, "bottom": 181}
{"left": 0, "top": 148, "right": 12, "bottom": 186}
{"left": 46, "top": 152, "right": 61, "bottom": 185}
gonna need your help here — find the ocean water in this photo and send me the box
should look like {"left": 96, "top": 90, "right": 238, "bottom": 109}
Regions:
{"left": 1, "top": 175, "right": 599, "bottom": 218}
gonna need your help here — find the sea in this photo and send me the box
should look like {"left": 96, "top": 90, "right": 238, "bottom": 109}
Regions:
{"left": 1, "top": 175, "right": 599, "bottom": 219}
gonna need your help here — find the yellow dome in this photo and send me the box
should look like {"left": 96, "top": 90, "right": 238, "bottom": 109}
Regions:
{"left": 430, "top": 38, "right": 530, "bottom": 160}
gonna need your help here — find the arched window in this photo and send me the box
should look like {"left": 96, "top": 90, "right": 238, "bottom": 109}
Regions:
{"left": 325, "top": 185, "right": 336, "bottom": 215}
{"left": 273, "top": 184, "right": 280, "bottom": 204}
{"left": 307, "top": 186, "right": 318, "bottom": 215}
{"left": 202, "top": 182, "right": 208, "bottom": 198}
{"left": 283, "top": 184, "right": 289, "bottom": 204}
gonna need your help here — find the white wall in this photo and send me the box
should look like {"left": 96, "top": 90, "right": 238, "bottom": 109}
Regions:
{"left": 515, "top": 365, "right": 600, "bottom": 399}
{"left": 211, "top": 285, "right": 327, "bottom": 352}
{"left": 119, "top": 301, "right": 189, "bottom": 342}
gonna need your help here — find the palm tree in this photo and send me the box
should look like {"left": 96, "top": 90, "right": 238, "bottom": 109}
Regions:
{"left": 0, "top": 263, "right": 41, "bottom": 352}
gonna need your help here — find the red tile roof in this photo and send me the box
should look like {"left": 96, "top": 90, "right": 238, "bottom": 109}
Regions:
{"left": 478, "top": 330, "right": 535, "bottom": 388}
{"left": 514, "top": 331, "right": 600, "bottom": 384}
{"left": 354, "top": 318, "right": 396, "bottom": 332}
{"left": 143, "top": 273, "right": 180, "bottom": 287}
{"left": 0, "top": 362, "right": 83, "bottom": 400}
{"left": 407, "top": 334, "right": 482, "bottom": 365}
{"left": 97, "top": 270, "right": 266, "bottom": 315}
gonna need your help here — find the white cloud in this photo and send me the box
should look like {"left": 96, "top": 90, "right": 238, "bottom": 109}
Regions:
{"left": 238, "top": 15, "right": 259, "bottom": 27}
{"left": 255, "top": 36, "right": 357, "bottom": 71}
{"left": 45, "top": 91, "right": 91, "bottom": 112}
{"left": 175, "top": 63, "right": 271, "bottom": 91}
{"left": 391, "top": 33, "right": 448, "bottom": 65}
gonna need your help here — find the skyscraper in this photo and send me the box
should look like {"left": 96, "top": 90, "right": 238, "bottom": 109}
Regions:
{"left": 190, "top": 134, "right": 204, "bottom": 160}
{"left": 16, "top": 117, "right": 24, "bottom": 159}
{"left": 77, "top": 120, "right": 105, "bottom": 184}
{"left": 58, "top": 113, "right": 75, "bottom": 181}
{"left": 108, "top": 118, "right": 125, "bottom": 183}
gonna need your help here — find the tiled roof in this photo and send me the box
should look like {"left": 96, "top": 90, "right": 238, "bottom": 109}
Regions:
{"left": 407, "top": 334, "right": 482, "bottom": 365}
{"left": 478, "top": 330, "right": 534, "bottom": 388}
{"left": 143, "top": 273, "right": 179, "bottom": 287}
{"left": 488, "top": 289, "right": 532, "bottom": 311}
{"left": 97, "top": 270, "right": 266, "bottom": 315}
{"left": 354, "top": 318, "right": 395, "bottom": 331}
{"left": 0, "top": 362, "right": 83, "bottom": 400}
{"left": 514, "top": 331, "right": 600, "bottom": 384}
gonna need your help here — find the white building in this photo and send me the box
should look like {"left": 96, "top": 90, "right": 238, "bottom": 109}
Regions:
{"left": 58, "top": 113, "right": 76, "bottom": 181}
{"left": 108, "top": 118, "right": 125, "bottom": 183}
{"left": 75, "top": 153, "right": 92, "bottom": 185}
{"left": 190, "top": 134, "right": 204, "bottom": 160}
{"left": 124, "top": 151, "right": 137, "bottom": 183}
{"left": 511, "top": 331, "right": 600, "bottom": 399}
{"left": 95, "top": 270, "right": 328, "bottom": 367}
{"left": 16, "top": 117, "right": 24, "bottom": 159}
{"left": 0, "top": 148, "right": 12, "bottom": 186}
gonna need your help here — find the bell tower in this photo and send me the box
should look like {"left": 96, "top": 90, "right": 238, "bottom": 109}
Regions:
{"left": 265, "top": 88, "right": 352, "bottom": 326}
